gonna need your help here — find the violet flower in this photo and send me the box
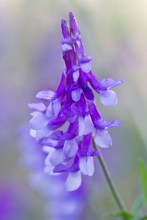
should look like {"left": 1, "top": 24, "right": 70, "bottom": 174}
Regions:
{"left": 29, "top": 12, "right": 122, "bottom": 191}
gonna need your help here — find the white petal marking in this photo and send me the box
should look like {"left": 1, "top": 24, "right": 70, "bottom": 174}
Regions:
{"left": 73, "top": 70, "right": 80, "bottom": 82}
{"left": 80, "top": 62, "right": 91, "bottom": 73}
{"left": 79, "top": 157, "right": 94, "bottom": 176}
{"left": 71, "top": 88, "right": 82, "bottom": 102}
{"left": 84, "top": 115, "right": 94, "bottom": 135}
{"left": 65, "top": 171, "right": 82, "bottom": 191}
{"left": 94, "top": 129, "right": 112, "bottom": 148}
{"left": 100, "top": 90, "right": 117, "bottom": 106}
{"left": 78, "top": 117, "right": 85, "bottom": 136}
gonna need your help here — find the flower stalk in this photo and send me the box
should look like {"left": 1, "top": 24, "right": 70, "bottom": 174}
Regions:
{"left": 93, "top": 140, "right": 127, "bottom": 220}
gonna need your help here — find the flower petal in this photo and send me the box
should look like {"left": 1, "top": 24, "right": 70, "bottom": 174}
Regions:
{"left": 78, "top": 117, "right": 85, "bottom": 136}
{"left": 48, "top": 130, "right": 63, "bottom": 140}
{"left": 86, "top": 156, "right": 94, "bottom": 176}
{"left": 36, "top": 127, "right": 50, "bottom": 140}
{"left": 78, "top": 117, "right": 93, "bottom": 143}
{"left": 101, "top": 78, "right": 123, "bottom": 89}
{"left": 98, "top": 119, "right": 122, "bottom": 129}
{"left": 44, "top": 152, "right": 55, "bottom": 175}
{"left": 36, "top": 90, "right": 56, "bottom": 101}
{"left": 39, "top": 137, "right": 62, "bottom": 148}
{"left": 83, "top": 87, "right": 94, "bottom": 100}
{"left": 28, "top": 102, "right": 46, "bottom": 112}
{"left": 76, "top": 94, "right": 87, "bottom": 114}
{"left": 79, "top": 157, "right": 94, "bottom": 176}
{"left": 43, "top": 146, "right": 52, "bottom": 153}
{"left": 94, "top": 129, "right": 112, "bottom": 148}
{"left": 87, "top": 71, "right": 100, "bottom": 89}
{"left": 65, "top": 171, "right": 82, "bottom": 191}
{"left": 99, "top": 90, "right": 117, "bottom": 106}
{"left": 71, "top": 88, "right": 82, "bottom": 101}
{"left": 89, "top": 102, "right": 101, "bottom": 126}
{"left": 80, "top": 57, "right": 92, "bottom": 73}
{"left": 80, "top": 62, "right": 91, "bottom": 73}
{"left": 46, "top": 102, "right": 53, "bottom": 118}
{"left": 73, "top": 70, "right": 80, "bottom": 82}
{"left": 63, "top": 139, "right": 78, "bottom": 158}
{"left": 84, "top": 115, "right": 94, "bottom": 135}
{"left": 29, "top": 129, "right": 36, "bottom": 138}
{"left": 52, "top": 99, "right": 61, "bottom": 118}
{"left": 62, "top": 42, "right": 72, "bottom": 51}
{"left": 30, "top": 112, "right": 48, "bottom": 130}
{"left": 49, "top": 149, "right": 65, "bottom": 166}
{"left": 44, "top": 165, "right": 54, "bottom": 175}
{"left": 49, "top": 115, "right": 66, "bottom": 129}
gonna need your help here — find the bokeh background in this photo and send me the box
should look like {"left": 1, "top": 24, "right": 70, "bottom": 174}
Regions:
{"left": 0, "top": 0, "right": 147, "bottom": 219}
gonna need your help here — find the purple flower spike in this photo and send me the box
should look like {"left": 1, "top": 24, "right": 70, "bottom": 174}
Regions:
{"left": 28, "top": 12, "right": 122, "bottom": 191}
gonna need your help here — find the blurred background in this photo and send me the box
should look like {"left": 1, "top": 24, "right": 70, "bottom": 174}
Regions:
{"left": 0, "top": 0, "right": 147, "bottom": 219}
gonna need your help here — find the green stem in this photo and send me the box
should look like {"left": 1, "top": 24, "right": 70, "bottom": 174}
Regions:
{"left": 93, "top": 140, "right": 127, "bottom": 220}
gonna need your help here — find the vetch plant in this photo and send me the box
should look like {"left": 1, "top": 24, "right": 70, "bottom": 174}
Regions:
{"left": 29, "top": 11, "right": 122, "bottom": 191}
{"left": 28, "top": 12, "right": 147, "bottom": 220}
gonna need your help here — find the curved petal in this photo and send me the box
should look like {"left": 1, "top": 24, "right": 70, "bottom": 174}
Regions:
{"left": 30, "top": 112, "right": 48, "bottom": 130}
{"left": 79, "top": 157, "right": 94, "bottom": 176}
{"left": 28, "top": 102, "right": 46, "bottom": 112}
{"left": 49, "top": 149, "right": 65, "bottom": 166}
{"left": 36, "top": 90, "right": 56, "bottom": 101}
{"left": 101, "top": 78, "right": 123, "bottom": 89}
{"left": 98, "top": 119, "right": 122, "bottom": 129}
{"left": 29, "top": 129, "right": 36, "bottom": 138}
{"left": 36, "top": 127, "right": 50, "bottom": 140}
{"left": 94, "top": 129, "right": 112, "bottom": 148}
{"left": 99, "top": 90, "right": 117, "bottom": 106}
{"left": 65, "top": 171, "right": 82, "bottom": 191}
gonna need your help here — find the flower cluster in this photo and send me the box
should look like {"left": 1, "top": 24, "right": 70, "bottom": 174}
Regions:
{"left": 29, "top": 12, "right": 122, "bottom": 191}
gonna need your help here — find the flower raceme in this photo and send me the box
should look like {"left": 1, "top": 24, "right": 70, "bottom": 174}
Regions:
{"left": 29, "top": 12, "right": 122, "bottom": 191}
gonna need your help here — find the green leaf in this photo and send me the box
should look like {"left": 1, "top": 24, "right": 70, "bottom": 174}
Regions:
{"left": 138, "top": 159, "right": 147, "bottom": 204}
{"left": 103, "top": 211, "right": 134, "bottom": 219}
